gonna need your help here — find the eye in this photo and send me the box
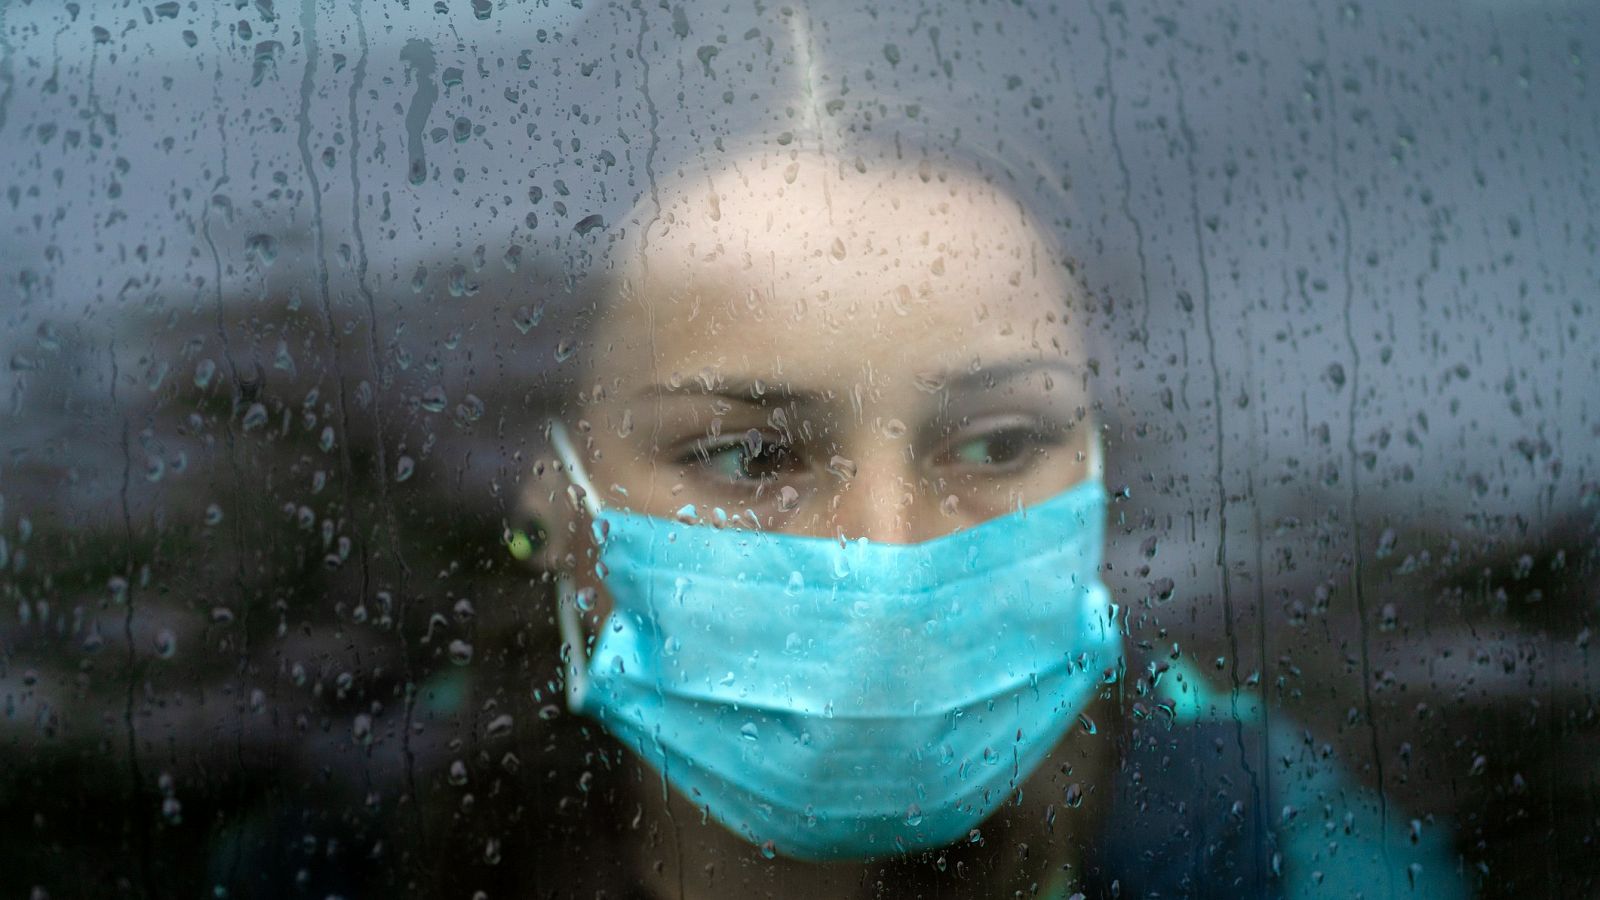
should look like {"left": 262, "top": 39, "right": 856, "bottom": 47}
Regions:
{"left": 687, "top": 430, "right": 802, "bottom": 483}
{"left": 936, "top": 420, "right": 1067, "bottom": 474}
{"left": 950, "top": 430, "right": 1031, "bottom": 467}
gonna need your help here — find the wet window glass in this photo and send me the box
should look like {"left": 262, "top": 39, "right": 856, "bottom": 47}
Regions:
{"left": 2, "top": 1, "right": 1595, "bottom": 897}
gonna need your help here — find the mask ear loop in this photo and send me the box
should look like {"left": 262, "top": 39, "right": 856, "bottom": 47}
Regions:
{"left": 556, "top": 575, "right": 590, "bottom": 712}
{"left": 1087, "top": 423, "right": 1103, "bottom": 481}
{"left": 548, "top": 420, "right": 603, "bottom": 713}
{"left": 547, "top": 420, "right": 604, "bottom": 519}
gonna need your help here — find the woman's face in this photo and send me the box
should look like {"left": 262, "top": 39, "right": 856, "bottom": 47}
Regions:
{"left": 547, "top": 149, "right": 1094, "bottom": 550}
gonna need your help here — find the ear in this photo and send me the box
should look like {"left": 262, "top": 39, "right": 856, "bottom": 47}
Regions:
{"left": 513, "top": 446, "right": 592, "bottom": 575}
{"left": 515, "top": 432, "right": 618, "bottom": 636}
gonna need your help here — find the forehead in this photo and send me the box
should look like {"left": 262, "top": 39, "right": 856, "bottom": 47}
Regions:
{"left": 595, "top": 151, "right": 1082, "bottom": 389}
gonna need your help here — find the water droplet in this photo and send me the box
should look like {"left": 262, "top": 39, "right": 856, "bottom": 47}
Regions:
{"left": 827, "top": 455, "right": 857, "bottom": 480}
{"left": 566, "top": 484, "right": 589, "bottom": 512}
{"left": 940, "top": 495, "right": 960, "bottom": 517}
{"left": 455, "top": 393, "right": 485, "bottom": 424}
{"left": 448, "top": 639, "right": 473, "bottom": 665}
{"left": 420, "top": 386, "right": 447, "bottom": 413}
{"left": 241, "top": 403, "right": 268, "bottom": 431}
{"left": 904, "top": 804, "right": 924, "bottom": 826}
{"left": 485, "top": 714, "right": 514, "bottom": 738}
{"left": 777, "top": 485, "right": 800, "bottom": 512}
{"left": 448, "top": 759, "right": 469, "bottom": 786}
{"left": 1064, "top": 783, "right": 1084, "bottom": 808}
{"left": 1379, "top": 603, "right": 1399, "bottom": 631}
{"left": 740, "top": 721, "right": 759, "bottom": 741}
{"left": 1326, "top": 362, "right": 1347, "bottom": 390}
{"left": 154, "top": 630, "right": 177, "bottom": 659}
{"left": 1149, "top": 577, "right": 1176, "bottom": 604}
{"left": 1375, "top": 527, "right": 1397, "bottom": 559}
{"left": 514, "top": 304, "right": 544, "bottom": 334}
{"left": 395, "top": 456, "right": 415, "bottom": 482}
{"left": 760, "top": 840, "right": 777, "bottom": 860}
{"left": 245, "top": 233, "right": 278, "bottom": 265}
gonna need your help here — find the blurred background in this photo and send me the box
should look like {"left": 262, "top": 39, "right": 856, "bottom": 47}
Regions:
{"left": 0, "top": 0, "right": 1595, "bottom": 896}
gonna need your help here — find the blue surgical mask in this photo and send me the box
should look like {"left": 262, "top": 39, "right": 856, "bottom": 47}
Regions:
{"left": 551, "top": 421, "right": 1119, "bottom": 861}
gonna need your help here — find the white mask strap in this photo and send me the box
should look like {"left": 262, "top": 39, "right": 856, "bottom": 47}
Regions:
{"left": 556, "top": 574, "right": 591, "bottom": 712}
{"left": 1087, "top": 425, "right": 1103, "bottom": 481}
{"left": 547, "top": 420, "right": 604, "bottom": 519}
{"left": 548, "top": 420, "right": 600, "bottom": 712}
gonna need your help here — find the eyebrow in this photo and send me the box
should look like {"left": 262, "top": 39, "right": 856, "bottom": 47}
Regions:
{"left": 634, "top": 359, "right": 1078, "bottom": 404}
{"left": 634, "top": 378, "right": 828, "bottom": 407}
{"left": 941, "top": 359, "right": 1079, "bottom": 393}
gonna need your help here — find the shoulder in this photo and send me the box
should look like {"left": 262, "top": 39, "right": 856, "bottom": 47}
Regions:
{"left": 1085, "top": 717, "right": 1282, "bottom": 899}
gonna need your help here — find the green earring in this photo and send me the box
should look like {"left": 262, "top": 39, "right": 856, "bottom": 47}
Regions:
{"left": 506, "top": 521, "right": 542, "bottom": 561}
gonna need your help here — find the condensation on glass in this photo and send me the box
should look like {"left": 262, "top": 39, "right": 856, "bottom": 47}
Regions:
{"left": 0, "top": 1, "right": 1594, "bottom": 898}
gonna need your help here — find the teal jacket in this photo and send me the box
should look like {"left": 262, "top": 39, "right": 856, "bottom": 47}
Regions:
{"left": 1043, "top": 659, "right": 1469, "bottom": 899}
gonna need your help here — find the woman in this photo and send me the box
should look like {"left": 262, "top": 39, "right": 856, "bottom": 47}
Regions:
{"left": 13, "top": 0, "right": 1594, "bottom": 896}
{"left": 511, "top": 127, "right": 1463, "bottom": 900}
{"left": 521, "top": 138, "right": 1119, "bottom": 896}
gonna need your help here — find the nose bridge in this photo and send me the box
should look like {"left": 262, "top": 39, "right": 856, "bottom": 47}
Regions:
{"left": 831, "top": 446, "right": 917, "bottom": 544}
